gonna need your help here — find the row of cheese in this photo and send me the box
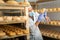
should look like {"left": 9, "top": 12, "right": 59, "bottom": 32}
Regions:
{"left": 40, "top": 21, "right": 60, "bottom": 26}
{"left": 47, "top": 21, "right": 60, "bottom": 25}
{"left": 34, "top": 8, "right": 60, "bottom": 12}
{"left": 0, "top": 0, "right": 29, "bottom": 6}
{"left": 0, "top": 16, "right": 27, "bottom": 22}
{"left": 40, "top": 28, "right": 60, "bottom": 39}
{"left": 0, "top": 25, "right": 29, "bottom": 37}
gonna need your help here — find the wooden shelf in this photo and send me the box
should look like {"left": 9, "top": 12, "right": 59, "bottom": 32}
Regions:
{"left": 40, "top": 23, "right": 60, "bottom": 27}
{"left": 40, "top": 28, "right": 60, "bottom": 39}
{"left": 0, "top": 3, "right": 29, "bottom": 40}
{"left": 0, "top": 34, "right": 27, "bottom": 39}
{"left": 0, "top": 6, "right": 24, "bottom": 10}
{"left": 0, "top": 4, "right": 29, "bottom": 10}
{"left": 0, "top": 20, "right": 26, "bottom": 25}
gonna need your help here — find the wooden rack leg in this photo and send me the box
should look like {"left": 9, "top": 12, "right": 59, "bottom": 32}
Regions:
{"left": 15, "top": 38, "right": 19, "bottom": 40}
{"left": 26, "top": 34, "right": 30, "bottom": 40}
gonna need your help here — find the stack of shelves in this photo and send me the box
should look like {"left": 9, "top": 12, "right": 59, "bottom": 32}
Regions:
{"left": 39, "top": 21, "right": 60, "bottom": 40}
{"left": 0, "top": 3, "right": 29, "bottom": 40}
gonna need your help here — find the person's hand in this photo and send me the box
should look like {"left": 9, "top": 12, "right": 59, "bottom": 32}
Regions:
{"left": 37, "top": 14, "right": 42, "bottom": 22}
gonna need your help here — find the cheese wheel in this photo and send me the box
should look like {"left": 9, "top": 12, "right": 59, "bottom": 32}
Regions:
{"left": 6, "top": 0, "right": 19, "bottom": 5}
{"left": 53, "top": 32, "right": 58, "bottom": 38}
{"left": 17, "top": 32, "right": 23, "bottom": 35}
{"left": 7, "top": 31, "right": 16, "bottom": 36}
{"left": 44, "top": 30, "right": 50, "bottom": 36}
{"left": 19, "top": 16, "right": 25, "bottom": 22}
{"left": 53, "top": 8, "right": 57, "bottom": 12}
{"left": 24, "top": 2, "right": 30, "bottom": 6}
{"left": 15, "top": 30, "right": 23, "bottom": 35}
{"left": 47, "top": 22, "right": 50, "bottom": 24}
{"left": 57, "top": 32, "right": 60, "bottom": 39}
{"left": 0, "top": 0, "right": 5, "bottom": 4}
{"left": 5, "top": 16, "right": 13, "bottom": 22}
{"left": 58, "top": 8, "right": 60, "bottom": 11}
{"left": 0, "top": 30, "right": 6, "bottom": 37}
{"left": 49, "top": 31, "right": 55, "bottom": 37}
{"left": 50, "top": 21, "right": 54, "bottom": 25}
{"left": 53, "top": 21, "right": 57, "bottom": 25}
{"left": 57, "top": 22, "right": 60, "bottom": 25}
{"left": 23, "top": 16, "right": 27, "bottom": 21}
{"left": 3, "top": 16, "right": 7, "bottom": 20}
{"left": 12, "top": 16, "right": 21, "bottom": 21}
{"left": 0, "top": 31, "right": 6, "bottom": 37}
{"left": 0, "top": 17, "right": 4, "bottom": 22}
{"left": 22, "top": 30, "right": 29, "bottom": 34}
{"left": 49, "top": 8, "right": 53, "bottom": 12}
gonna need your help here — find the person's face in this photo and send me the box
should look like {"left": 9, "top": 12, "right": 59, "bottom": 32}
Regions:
{"left": 28, "top": 7, "right": 33, "bottom": 12}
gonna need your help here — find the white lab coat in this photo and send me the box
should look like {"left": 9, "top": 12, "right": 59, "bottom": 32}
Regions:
{"left": 29, "top": 11, "right": 43, "bottom": 40}
{"left": 34, "top": 12, "right": 40, "bottom": 23}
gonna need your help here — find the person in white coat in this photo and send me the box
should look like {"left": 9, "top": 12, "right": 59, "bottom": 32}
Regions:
{"left": 28, "top": 7, "right": 43, "bottom": 40}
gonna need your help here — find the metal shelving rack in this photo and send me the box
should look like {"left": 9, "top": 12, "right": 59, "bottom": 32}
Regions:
{"left": 0, "top": 0, "right": 30, "bottom": 40}
{"left": 38, "top": 8, "right": 60, "bottom": 40}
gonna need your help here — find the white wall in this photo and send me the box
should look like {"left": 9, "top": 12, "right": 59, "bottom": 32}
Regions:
{"left": 38, "top": 0, "right": 60, "bottom": 9}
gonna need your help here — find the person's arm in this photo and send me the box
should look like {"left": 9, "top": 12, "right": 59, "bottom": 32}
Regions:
{"left": 35, "top": 14, "right": 42, "bottom": 26}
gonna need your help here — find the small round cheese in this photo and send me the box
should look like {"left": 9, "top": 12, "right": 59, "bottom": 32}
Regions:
{"left": 7, "top": 31, "right": 16, "bottom": 36}
{"left": 0, "top": 0, "right": 5, "bottom": 4}
{"left": 0, "top": 31, "right": 6, "bottom": 37}
{"left": 0, "top": 17, "right": 4, "bottom": 22}
{"left": 53, "top": 8, "right": 57, "bottom": 12}
{"left": 57, "top": 22, "right": 60, "bottom": 25}
{"left": 58, "top": 8, "right": 60, "bottom": 11}
{"left": 49, "top": 8, "right": 53, "bottom": 12}
{"left": 23, "top": 2, "right": 28, "bottom": 5}
{"left": 50, "top": 21, "right": 54, "bottom": 25}
{"left": 6, "top": 16, "right": 12, "bottom": 22}
{"left": 12, "top": 16, "right": 21, "bottom": 21}
{"left": 6, "top": 0, "right": 19, "bottom": 5}
{"left": 53, "top": 21, "right": 57, "bottom": 25}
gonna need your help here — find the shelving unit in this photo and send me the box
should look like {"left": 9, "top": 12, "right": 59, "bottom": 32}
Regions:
{"left": 34, "top": 8, "right": 60, "bottom": 13}
{"left": 38, "top": 8, "right": 60, "bottom": 39}
{"left": 0, "top": 1, "right": 30, "bottom": 40}
{"left": 39, "top": 23, "right": 60, "bottom": 40}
